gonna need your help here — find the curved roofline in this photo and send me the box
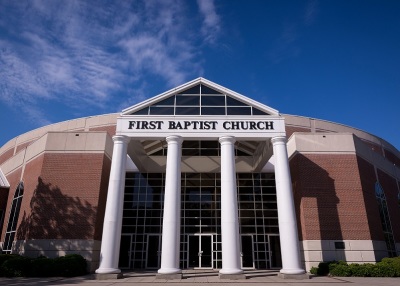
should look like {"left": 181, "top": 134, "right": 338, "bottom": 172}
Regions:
{"left": 283, "top": 113, "right": 399, "bottom": 154}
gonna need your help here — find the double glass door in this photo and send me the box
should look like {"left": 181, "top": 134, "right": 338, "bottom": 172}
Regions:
{"left": 188, "top": 234, "right": 213, "bottom": 269}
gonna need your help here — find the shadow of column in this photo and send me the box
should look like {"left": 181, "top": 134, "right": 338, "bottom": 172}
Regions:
{"left": 291, "top": 154, "right": 344, "bottom": 264}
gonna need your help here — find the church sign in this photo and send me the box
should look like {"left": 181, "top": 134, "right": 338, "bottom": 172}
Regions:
{"left": 117, "top": 117, "right": 286, "bottom": 139}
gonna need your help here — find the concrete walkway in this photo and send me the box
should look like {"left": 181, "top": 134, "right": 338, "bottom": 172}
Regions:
{"left": 0, "top": 270, "right": 399, "bottom": 286}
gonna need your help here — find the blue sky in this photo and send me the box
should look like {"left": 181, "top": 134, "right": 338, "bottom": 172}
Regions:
{"left": 1, "top": 0, "right": 399, "bottom": 150}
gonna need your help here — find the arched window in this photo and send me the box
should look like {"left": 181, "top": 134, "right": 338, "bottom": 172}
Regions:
{"left": 3, "top": 182, "right": 24, "bottom": 254}
{"left": 375, "top": 182, "right": 396, "bottom": 257}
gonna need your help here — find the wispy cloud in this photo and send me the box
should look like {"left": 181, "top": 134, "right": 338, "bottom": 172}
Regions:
{"left": 304, "top": 0, "right": 319, "bottom": 26}
{"left": 197, "top": 0, "right": 221, "bottom": 45}
{"left": 0, "top": 0, "right": 221, "bottom": 124}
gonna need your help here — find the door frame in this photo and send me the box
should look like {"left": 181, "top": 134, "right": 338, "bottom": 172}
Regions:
{"left": 240, "top": 234, "right": 255, "bottom": 269}
{"left": 146, "top": 234, "right": 162, "bottom": 269}
{"left": 267, "top": 234, "right": 282, "bottom": 269}
{"left": 119, "top": 234, "right": 133, "bottom": 269}
{"left": 187, "top": 233, "right": 214, "bottom": 269}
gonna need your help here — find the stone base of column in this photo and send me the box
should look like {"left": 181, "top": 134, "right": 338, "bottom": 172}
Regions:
{"left": 278, "top": 273, "right": 310, "bottom": 280}
{"left": 156, "top": 273, "right": 182, "bottom": 280}
{"left": 219, "top": 273, "right": 246, "bottom": 280}
{"left": 95, "top": 273, "right": 124, "bottom": 280}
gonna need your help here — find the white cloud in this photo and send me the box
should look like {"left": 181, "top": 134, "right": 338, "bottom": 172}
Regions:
{"left": 197, "top": 0, "right": 221, "bottom": 44}
{"left": 0, "top": 0, "right": 221, "bottom": 125}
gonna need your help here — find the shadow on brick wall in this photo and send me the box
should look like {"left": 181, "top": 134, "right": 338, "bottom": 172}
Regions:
{"left": 291, "top": 154, "right": 345, "bottom": 262}
{"left": 17, "top": 177, "right": 96, "bottom": 240}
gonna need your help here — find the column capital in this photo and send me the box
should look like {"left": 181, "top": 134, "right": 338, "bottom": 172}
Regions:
{"left": 219, "top": 135, "right": 236, "bottom": 144}
{"left": 112, "top": 135, "right": 130, "bottom": 144}
{"left": 166, "top": 135, "right": 183, "bottom": 144}
{"left": 271, "top": 136, "right": 287, "bottom": 145}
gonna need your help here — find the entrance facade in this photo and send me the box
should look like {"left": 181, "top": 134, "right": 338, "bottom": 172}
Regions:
{"left": 95, "top": 78, "right": 305, "bottom": 278}
{"left": 118, "top": 172, "right": 281, "bottom": 270}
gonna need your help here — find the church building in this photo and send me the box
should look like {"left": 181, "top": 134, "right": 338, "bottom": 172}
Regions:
{"left": 0, "top": 78, "right": 399, "bottom": 278}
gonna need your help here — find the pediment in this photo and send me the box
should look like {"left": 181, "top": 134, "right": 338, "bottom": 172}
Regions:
{"left": 121, "top": 78, "right": 279, "bottom": 116}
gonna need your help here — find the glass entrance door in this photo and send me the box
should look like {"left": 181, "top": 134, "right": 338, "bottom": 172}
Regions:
{"left": 188, "top": 234, "right": 213, "bottom": 269}
{"left": 119, "top": 234, "right": 132, "bottom": 269}
{"left": 146, "top": 234, "right": 161, "bottom": 269}
{"left": 241, "top": 234, "right": 254, "bottom": 268}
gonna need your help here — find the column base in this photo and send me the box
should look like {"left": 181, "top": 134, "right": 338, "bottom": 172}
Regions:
{"left": 219, "top": 273, "right": 246, "bottom": 280}
{"left": 278, "top": 273, "right": 310, "bottom": 280}
{"left": 156, "top": 273, "right": 182, "bottom": 280}
{"left": 95, "top": 273, "right": 124, "bottom": 280}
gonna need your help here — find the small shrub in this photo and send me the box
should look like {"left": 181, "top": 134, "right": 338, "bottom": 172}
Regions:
{"left": 0, "top": 254, "right": 21, "bottom": 276}
{"left": 380, "top": 257, "right": 400, "bottom": 276}
{"left": 310, "top": 266, "right": 318, "bottom": 275}
{"left": 329, "top": 263, "right": 351, "bottom": 277}
{"left": 53, "top": 254, "right": 87, "bottom": 277}
{"left": 316, "top": 261, "right": 331, "bottom": 276}
{"left": 371, "top": 263, "right": 396, "bottom": 277}
{"left": 0, "top": 256, "right": 31, "bottom": 277}
{"left": 29, "top": 256, "right": 55, "bottom": 277}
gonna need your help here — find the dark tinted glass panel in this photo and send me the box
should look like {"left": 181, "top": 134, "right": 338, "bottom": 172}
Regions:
{"left": 226, "top": 96, "right": 247, "bottom": 106}
{"left": 253, "top": 108, "right": 269, "bottom": 115}
{"left": 155, "top": 96, "right": 175, "bottom": 105}
{"left": 201, "top": 96, "right": 225, "bottom": 106}
{"left": 183, "top": 141, "right": 199, "bottom": 148}
{"left": 176, "top": 107, "right": 200, "bottom": 115}
{"left": 132, "top": 107, "right": 149, "bottom": 115}
{"left": 176, "top": 95, "right": 200, "bottom": 105}
{"left": 179, "top": 85, "right": 200, "bottom": 94}
{"left": 201, "top": 85, "right": 222, "bottom": 94}
{"left": 227, "top": 107, "right": 251, "bottom": 115}
{"left": 201, "top": 107, "right": 225, "bottom": 115}
{"left": 150, "top": 106, "right": 174, "bottom": 115}
{"left": 201, "top": 141, "right": 219, "bottom": 148}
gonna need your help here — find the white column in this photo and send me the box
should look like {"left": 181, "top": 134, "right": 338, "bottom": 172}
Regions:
{"left": 219, "top": 136, "right": 243, "bottom": 275}
{"left": 271, "top": 136, "right": 305, "bottom": 275}
{"left": 158, "top": 135, "right": 183, "bottom": 274}
{"left": 96, "top": 135, "right": 130, "bottom": 274}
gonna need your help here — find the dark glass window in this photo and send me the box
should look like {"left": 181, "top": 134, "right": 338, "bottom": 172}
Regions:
{"left": 149, "top": 106, "right": 174, "bottom": 115}
{"left": 375, "top": 182, "right": 396, "bottom": 257}
{"left": 175, "top": 107, "right": 200, "bottom": 115}
{"left": 201, "top": 107, "right": 225, "bottom": 115}
{"left": 178, "top": 85, "right": 200, "bottom": 94}
{"left": 176, "top": 95, "right": 200, "bottom": 106}
{"left": 3, "top": 182, "right": 24, "bottom": 254}
{"left": 154, "top": 97, "right": 175, "bottom": 106}
{"left": 132, "top": 107, "right": 149, "bottom": 115}
{"left": 227, "top": 96, "right": 247, "bottom": 106}
{"left": 122, "top": 172, "right": 278, "bottom": 270}
{"left": 253, "top": 108, "right": 269, "bottom": 115}
{"left": 227, "top": 107, "right": 252, "bottom": 115}
{"left": 201, "top": 96, "right": 225, "bottom": 106}
{"left": 201, "top": 85, "right": 222, "bottom": 94}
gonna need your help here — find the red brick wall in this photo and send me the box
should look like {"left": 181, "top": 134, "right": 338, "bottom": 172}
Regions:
{"left": 89, "top": 126, "right": 116, "bottom": 137}
{"left": 94, "top": 155, "right": 111, "bottom": 240}
{"left": 16, "top": 153, "right": 107, "bottom": 240}
{"left": 291, "top": 153, "right": 371, "bottom": 241}
{"left": 0, "top": 148, "right": 14, "bottom": 165}
{"left": 377, "top": 169, "right": 400, "bottom": 242}
{"left": 356, "top": 157, "right": 384, "bottom": 241}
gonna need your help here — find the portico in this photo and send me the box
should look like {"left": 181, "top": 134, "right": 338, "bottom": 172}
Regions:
{"left": 95, "top": 78, "right": 305, "bottom": 279}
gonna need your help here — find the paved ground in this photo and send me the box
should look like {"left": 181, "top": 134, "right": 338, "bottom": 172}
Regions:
{"left": 1, "top": 270, "right": 399, "bottom": 286}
